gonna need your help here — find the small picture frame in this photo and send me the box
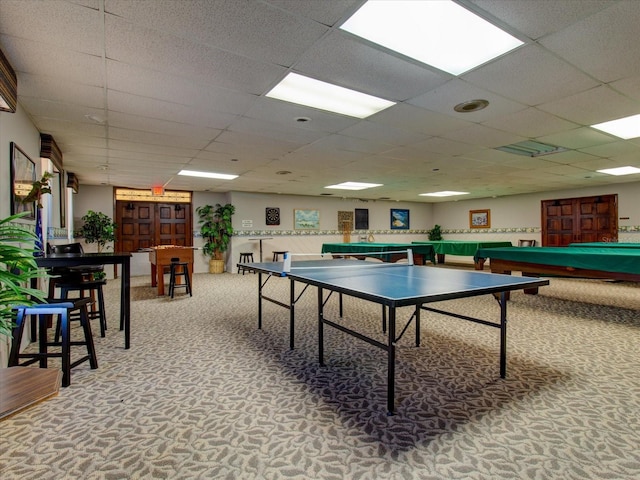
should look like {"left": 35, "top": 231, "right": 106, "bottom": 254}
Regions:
{"left": 294, "top": 209, "right": 320, "bottom": 229}
{"left": 390, "top": 209, "right": 409, "bottom": 230}
{"left": 355, "top": 208, "right": 369, "bottom": 230}
{"left": 469, "top": 209, "right": 490, "bottom": 228}
{"left": 10, "top": 142, "right": 37, "bottom": 220}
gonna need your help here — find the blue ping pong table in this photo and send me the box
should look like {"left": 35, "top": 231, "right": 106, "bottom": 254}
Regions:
{"left": 240, "top": 258, "right": 549, "bottom": 415}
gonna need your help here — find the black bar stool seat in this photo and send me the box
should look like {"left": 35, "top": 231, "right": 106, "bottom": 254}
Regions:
{"left": 9, "top": 299, "right": 98, "bottom": 387}
{"left": 272, "top": 251, "right": 288, "bottom": 262}
{"left": 238, "top": 252, "right": 255, "bottom": 274}
{"left": 169, "top": 257, "right": 192, "bottom": 298}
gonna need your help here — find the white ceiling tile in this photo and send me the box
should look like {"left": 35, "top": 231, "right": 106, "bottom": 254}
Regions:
{"left": 462, "top": 44, "right": 599, "bottom": 105}
{"left": 539, "top": 0, "right": 640, "bottom": 82}
{"left": 538, "top": 85, "right": 640, "bottom": 125}
{"left": 483, "top": 107, "right": 580, "bottom": 138}
{"left": 293, "top": 31, "right": 449, "bottom": 101}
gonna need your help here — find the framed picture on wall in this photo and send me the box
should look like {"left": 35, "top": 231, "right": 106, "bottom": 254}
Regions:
{"left": 390, "top": 208, "right": 409, "bottom": 230}
{"left": 9, "top": 142, "right": 37, "bottom": 220}
{"left": 355, "top": 208, "right": 369, "bottom": 230}
{"left": 294, "top": 209, "right": 320, "bottom": 229}
{"left": 469, "top": 209, "right": 491, "bottom": 228}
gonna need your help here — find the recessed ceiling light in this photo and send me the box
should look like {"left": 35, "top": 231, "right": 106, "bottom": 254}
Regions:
{"left": 420, "top": 191, "right": 469, "bottom": 197}
{"left": 295, "top": 117, "right": 311, "bottom": 123}
{"left": 596, "top": 166, "right": 640, "bottom": 176}
{"left": 340, "top": 0, "right": 523, "bottom": 75}
{"left": 178, "top": 170, "right": 238, "bottom": 180}
{"left": 266, "top": 72, "right": 395, "bottom": 118}
{"left": 325, "top": 182, "right": 383, "bottom": 191}
{"left": 276, "top": 170, "right": 292, "bottom": 175}
{"left": 591, "top": 114, "right": 640, "bottom": 139}
{"left": 454, "top": 99, "right": 489, "bottom": 113}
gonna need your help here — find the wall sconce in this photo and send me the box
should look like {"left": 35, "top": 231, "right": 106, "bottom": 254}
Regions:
{"left": 40, "top": 133, "right": 63, "bottom": 170}
{"left": 67, "top": 172, "right": 79, "bottom": 194}
{"left": 0, "top": 48, "right": 17, "bottom": 113}
{"left": 174, "top": 204, "right": 183, "bottom": 212}
{"left": 126, "top": 203, "right": 135, "bottom": 211}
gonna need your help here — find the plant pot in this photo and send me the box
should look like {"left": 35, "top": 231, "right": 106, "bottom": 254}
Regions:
{"left": 209, "top": 259, "right": 225, "bottom": 274}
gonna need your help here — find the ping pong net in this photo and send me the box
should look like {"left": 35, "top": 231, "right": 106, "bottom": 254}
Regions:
{"left": 282, "top": 249, "right": 414, "bottom": 273}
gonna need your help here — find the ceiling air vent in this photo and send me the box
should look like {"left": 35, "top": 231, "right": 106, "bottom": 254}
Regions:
{"left": 495, "top": 140, "right": 568, "bottom": 157}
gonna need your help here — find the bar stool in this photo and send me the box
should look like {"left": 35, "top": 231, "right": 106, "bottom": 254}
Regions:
{"left": 238, "top": 252, "right": 255, "bottom": 274}
{"left": 169, "top": 257, "right": 192, "bottom": 298}
{"left": 56, "top": 279, "right": 108, "bottom": 338}
{"left": 9, "top": 299, "right": 98, "bottom": 387}
{"left": 272, "top": 251, "right": 288, "bottom": 262}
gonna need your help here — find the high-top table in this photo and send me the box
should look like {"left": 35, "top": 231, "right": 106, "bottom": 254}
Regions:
{"left": 36, "top": 252, "right": 132, "bottom": 349}
{"left": 148, "top": 246, "right": 194, "bottom": 296}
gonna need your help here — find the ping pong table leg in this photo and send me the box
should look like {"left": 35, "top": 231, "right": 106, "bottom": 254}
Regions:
{"left": 499, "top": 291, "right": 507, "bottom": 378}
{"left": 318, "top": 287, "right": 325, "bottom": 367}
{"left": 387, "top": 307, "right": 396, "bottom": 416}
{"left": 415, "top": 305, "right": 420, "bottom": 347}
{"left": 258, "top": 272, "right": 263, "bottom": 330}
{"left": 289, "top": 278, "right": 295, "bottom": 349}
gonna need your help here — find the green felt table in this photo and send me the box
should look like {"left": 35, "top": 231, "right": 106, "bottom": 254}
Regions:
{"left": 568, "top": 242, "right": 640, "bottom": 248}
{"left": 474, "top": 247, "right": 640, "bottom": 296}
{"left": 321, "top": 242, "right": 436, "bottom": 265}
{"left": 413, "top": 240, "right": 513, "bottom": 264}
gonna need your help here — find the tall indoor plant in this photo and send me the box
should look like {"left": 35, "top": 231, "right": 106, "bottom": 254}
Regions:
{"left": 0, "top": 213, "right": 47, "bottom": 338}
{"left": 78, "top": 210, "right": 116, "bottom": 253}
{"left": 196, "top": 203, "right": 235, "bottom": 273}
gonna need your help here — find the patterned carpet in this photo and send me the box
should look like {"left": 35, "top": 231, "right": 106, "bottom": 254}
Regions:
{"left": 1, "top": 266, "right": 639, "bottom": 479}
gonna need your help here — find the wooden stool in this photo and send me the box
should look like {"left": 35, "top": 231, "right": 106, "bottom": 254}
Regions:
{"left": 169, "top": 258, "right": 192, "bottom": 298}
{"left": 56, "top": 279, "right": 108, "bottom": 338}
{"left": 238, "top": 252, "right": 255, "bottom": 274}
{"left": 272, "top": 251, "right": 288, "bottom": 262}
{"left": 9, "top": 300, "right": 98, "bottom": 388}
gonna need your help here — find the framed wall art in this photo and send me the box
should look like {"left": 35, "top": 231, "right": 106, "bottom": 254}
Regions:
{"left": 469, "top": 209, "right": 491, "bottom": 228}
{"left": 10, "top": 142, "right": 37, "bottom": 219}
{"left": 294, "top": 209, "right": 319, "bottom": 229}
{"left": 355, "top": 208, "right": 369, "bottom": 230}
{"left": 390, "top": 208, "right": 409, "bottom": 230}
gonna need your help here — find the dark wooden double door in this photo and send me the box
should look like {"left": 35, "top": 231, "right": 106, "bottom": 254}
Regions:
{"left": 541, "top": 194, "right": 617, "bottom": 246}
{"left": 116, "top": 202, "right": 192, "bottom": 252}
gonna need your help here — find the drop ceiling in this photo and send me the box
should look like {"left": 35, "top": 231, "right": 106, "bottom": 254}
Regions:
{"left": 1, "top": 0, "right": 639, "bottom": 202}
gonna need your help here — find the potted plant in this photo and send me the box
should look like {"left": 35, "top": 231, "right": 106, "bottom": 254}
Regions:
{"left": 78, "top": 210, "right": 116, "bottom": 253}
{"left": 427, "top": 224, "right": 443, "bottom": 241}
{"left": 196, "top": 203, "right": 235, "bottom": 273}
{"left": 0, "top": 213, "right": 47, "bottom": 339}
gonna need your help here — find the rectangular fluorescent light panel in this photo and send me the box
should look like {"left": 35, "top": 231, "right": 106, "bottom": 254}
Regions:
{"left": 325, "top": 182, "right": 383, "bottom": 190}
{"left": 266, "top": 72, "right": 395, "bottom": 118}
{"left": 591, "top": 114, "right": 640, "bottom": 139}
{"left": 495, "top": 140, "right": 568, "bottom": 157}
{"left": 340, "top": 0, "right": 523, "bottom": 76}
{"left": 596, "top": 166, "right": 640, "bottom": 176}
{"left": 178, "top": 170, "right": 238, "bottom": 180}
{"left": 420, "top": 191, "right": 469, "bottom": 197}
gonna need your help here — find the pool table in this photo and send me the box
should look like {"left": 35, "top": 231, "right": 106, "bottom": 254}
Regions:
{"left": 413, "top": 240, "right": 513, "bottom": 264}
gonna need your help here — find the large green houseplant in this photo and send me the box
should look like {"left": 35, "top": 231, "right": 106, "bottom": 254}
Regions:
{"left": 0, "top": 213, "right": 47, "bottom": 338}
{"left": 78, "top": 210, "right": 116, "bottom": 253}
{"left": 196, "top": 203, "right": 235, "bottom": 273}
